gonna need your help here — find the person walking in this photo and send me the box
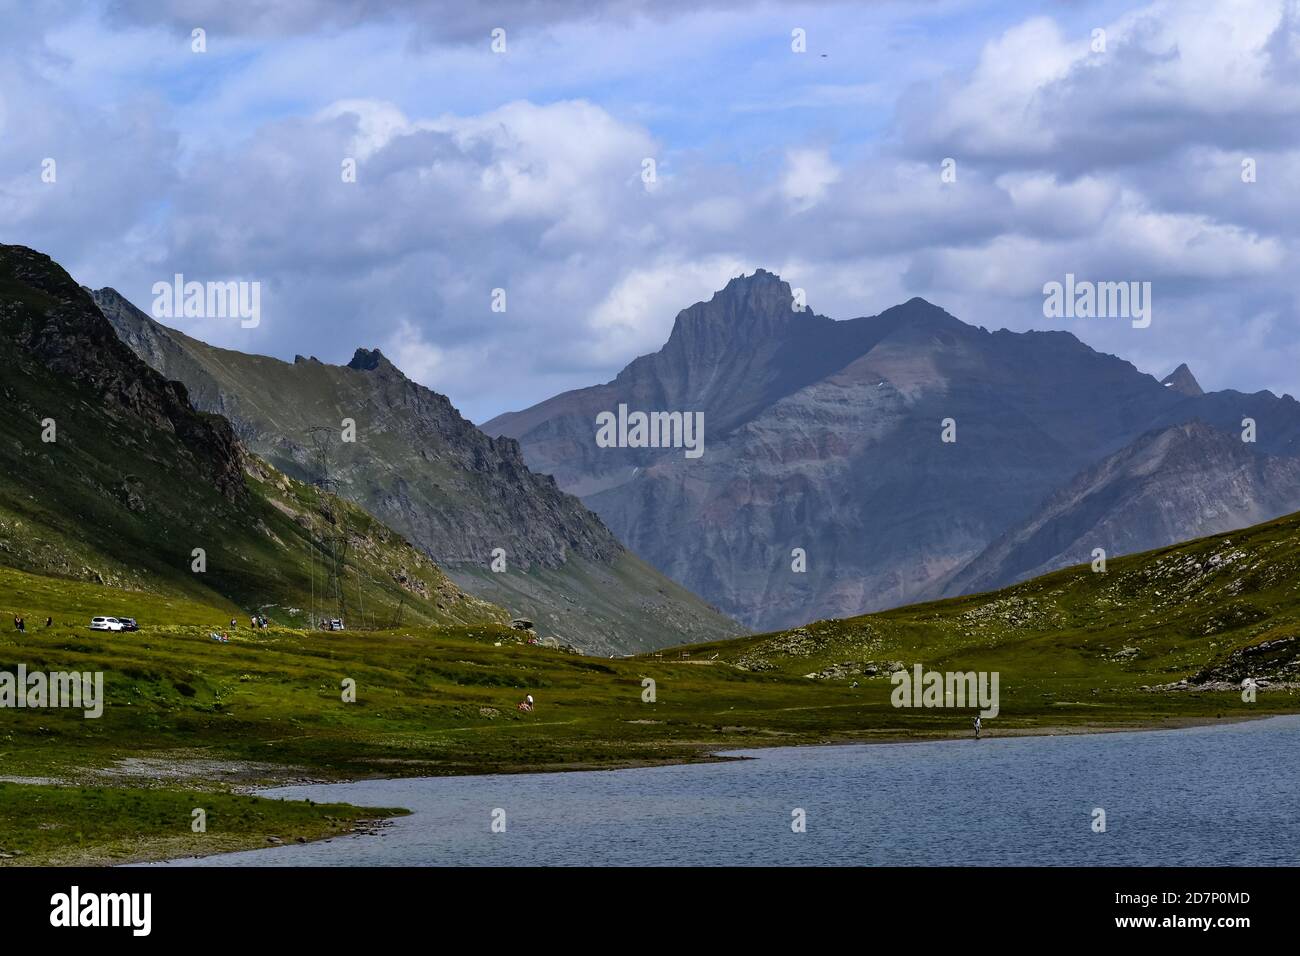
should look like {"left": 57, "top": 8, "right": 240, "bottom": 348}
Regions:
{"left": 973, "top": 715, "right": 982, "bottom": 739}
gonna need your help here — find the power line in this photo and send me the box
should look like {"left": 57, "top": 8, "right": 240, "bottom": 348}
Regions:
{"left": 307, "top": 426, "right": 350, "bottom": 627}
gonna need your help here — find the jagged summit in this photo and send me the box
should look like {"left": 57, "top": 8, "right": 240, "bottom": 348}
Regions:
{"left": 713, "top": 268, "right": 788, "bottom": 297}
{"left": 1161, "top": 362, "right": 1204, "bottom": 397}
{"left": 684, "top": 268, "right": 802, "bottom": 325}
{"left": 666, "top": 273, "right": 962, "bottom": 354}
{"left": 347, "top": 347, "right": 390, "bottom": 372}
{"left": 652, "top": 271, "right": 808, "bottom": 374}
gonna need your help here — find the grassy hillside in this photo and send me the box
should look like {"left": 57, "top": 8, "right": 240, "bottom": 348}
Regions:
{"left": 691, "top": 507, "right": 1300, "bottom": 696}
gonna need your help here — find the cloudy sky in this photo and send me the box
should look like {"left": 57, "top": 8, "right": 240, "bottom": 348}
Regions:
{"left": 2, "top": 0, "right": 1297, "bottom": 422}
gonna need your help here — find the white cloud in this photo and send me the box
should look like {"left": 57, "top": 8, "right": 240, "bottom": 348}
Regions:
{"left": 383, "top": 317, "right": 446, "bottom": 386}
{"left": 781, "top": 148, "right": 841, "bottom": 211}
{"left": 900, "top": 0, "right": 1300, "bottom": 167}
{"left": 586, "top": 255, "right": 751, "bottom": 362}
{"left": 317, "top": 100, "right": 411, "bottom": 160}
{"left": 933, "top": 16, "right": 1078, "bottom": 158}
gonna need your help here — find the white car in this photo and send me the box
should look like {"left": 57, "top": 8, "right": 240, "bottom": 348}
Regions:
{"left": 90, "top": 616, "right": 124, "bottom": 632}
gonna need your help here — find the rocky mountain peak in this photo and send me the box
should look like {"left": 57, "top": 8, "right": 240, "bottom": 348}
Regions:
{"left": 666, "top": 269, "right": 801, "bottom": 342}
{"left": 1161, "top": 363, "right": 1204, "bottom": 397}
{"left": 875, "top": 296, "right": 967, "bottom": 334}
{"left": 716, "top": 267, "right": 788, "bottom": 297}
{"left": 347, "top": 347, "right": 392, "bottom": 372}
{"left": 710, "top": 268, "right": 800, "bottom": 317}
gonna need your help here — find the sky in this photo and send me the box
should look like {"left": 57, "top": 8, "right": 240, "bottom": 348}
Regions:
{"left": 2, "top": 0, "right": 1298, "bottom": 422}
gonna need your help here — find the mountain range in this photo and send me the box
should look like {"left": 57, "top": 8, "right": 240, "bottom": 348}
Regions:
{"left": 27, "top": 248, "right": 1300, "bottom": 644}
{"left": 93, "top": 288, "right": 741, "bottom": 655}
{"left": 486, "top": 270, "right": 1300, "bottom": 630}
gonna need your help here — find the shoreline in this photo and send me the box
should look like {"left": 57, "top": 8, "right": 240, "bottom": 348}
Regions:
{"left": 251, "top": 707, "right": 1292, "bottom": 783}
{"left": 130, "top": 709, "right": 1295, "bottom": 867}
{"left": 4, "top": 708, "right": 1292, "bottom": 868}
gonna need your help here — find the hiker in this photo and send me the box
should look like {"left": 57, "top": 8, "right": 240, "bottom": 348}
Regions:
{"left": 517, "top": 694, "right": 535, "bottom": 712}
{"left": 45, "top": 617, "right": 52, "bottom": 628}
{"left": 973, "top": 715, "right": 982, "bottom": 739}
{"left": 230, "top": 618, "right": 237, "bottom": 629}
{"left": 16, "top": 616, "right": 25, "bottom": 633}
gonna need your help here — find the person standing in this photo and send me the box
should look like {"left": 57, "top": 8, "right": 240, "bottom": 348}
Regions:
{"left": 973, "top": 715, "right": 982, "bottom": 739}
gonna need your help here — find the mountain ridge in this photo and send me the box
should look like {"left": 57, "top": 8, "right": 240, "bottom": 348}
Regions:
{"left": 486, "top": 270, "right": 1300, "bottom": 629}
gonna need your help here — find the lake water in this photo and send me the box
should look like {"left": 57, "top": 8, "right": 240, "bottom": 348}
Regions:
{"left": 152, "top": 716, "right": 1300, "bottom": 866}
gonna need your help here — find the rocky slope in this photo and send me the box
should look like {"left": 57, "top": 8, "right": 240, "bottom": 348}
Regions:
{"left": 486, "top": 271, "right": 1300, "bottom": 630}
{"left": 95, "top": 288, "right": 741, "bottom": 654}
{"left": 939, "top": 421, "right": 1300, "bottom": 597}
{"left": 0, "top": 244, "right": 506, "bottom": 629}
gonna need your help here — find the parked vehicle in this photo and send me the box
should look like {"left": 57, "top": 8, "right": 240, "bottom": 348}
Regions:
{"left": 90, "top": 617, "right": 124, "bottom": 632}
{"left": 117, "top": 617, "right": 139, "bottom": 631}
